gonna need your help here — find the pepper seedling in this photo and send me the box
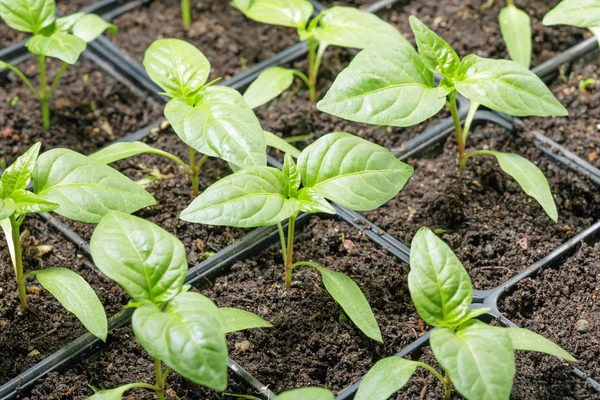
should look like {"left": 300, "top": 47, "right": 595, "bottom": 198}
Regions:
{"left": 498, "top": 0, "right": 532, "bottom": 68}
{"left": 88, "top": 212, "right": 271, "bottom": 399}
{"left": 543, "top": 0, "right": 600, "bottom": 45}
{"left": 232, "top": 0, "right": 410, "bottom": 106}
{"left": 91, "top": 38, "right": 295, "bottom": 197}
{"left": 318, "top": 16, "right": 568, "bottom": 222}
{"left": 0, "top": 143, "right": 156, "bottom": 341}
{"left": 354, "top": 227, "right": 575, "bottom": 400}
{"left": 0, "top": 0, "right": 116, "bottom": 131}
{"left": 180, "top": 132, "right": 414, "bottom": 342}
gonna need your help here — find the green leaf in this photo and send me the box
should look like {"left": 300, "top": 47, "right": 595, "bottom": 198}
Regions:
{"left": 317, "top": 46, "right": 446, "bottom": 127}
{"left": 0, "top": 198, "right": 16, "bottom": 220}
{"left": 132, "top": 292, "right": 228, "bottom": 391}
{"left": 26, "top": 33, "right": 87, "bottom": 64}
{"left": 34, "top": 267, "right": 107, "bottom": 341}
{"left": 172, "top": 86, "right": 267, "bottom": 168}
{"left": 72, "top": 14, "right": 117, "bottom": 43}
{"left": 452, "top": 307, "right": 493, "bottom": 327}
{"left": 0, "top": 0, "right": 55, "bottom": 34}
{"left": 54, "top": 13, "right": 84, "bottom": 32}
{"left": 89, "top": 141, "right": 173, "bottom": 165}
{"left": 231, "top": 0, "right": 313, "bottom": 29}
{"left": 455, "top": 55, "right": 568, "bottom": 117}
{"left": 243, "top": 67, "right": 295, "bottom": 109}
{"left": 430, "top": 320, "right": 515, "bottom": 400}
{"left": 314, "top": 7, "right": 411, "bottom": 50}
{"left": 1, "top": 142, "right": 41, "bottom": 198}
{"left": 87, "top": 384, "right": 140, "bottom": 400}
{"left": 33, "top": 149, "right": 156, "bottom": 223}
{"left": 275, "top": 387, "right": 335, "bottom": 400}
{"left": 295, "top": 187, "right": 336, "bottom": 214}
{"left": 220, "top": 307, "right": 272, "bottom": 333}
{"left": 506, "top": 328, "right": 576, "bottom": 362}
{"left": 298, "top": 132, "right": 413, "bottom": 211}
{"left": 143, "top": 38, "right": 210, "bottom": 99}
{"left": 409, "top": 227, "right": 473, "bottom": 328}
{"left": 180, "top": 167, "right": 299, "bottom": 227}
{"left": 90, "top": 212, "right": 187, "bottom": 303}
{"left": 11, "top": 189, "right": 58, "bottom": 214}
{"left": 355, "top": 357, "right": 418, "bottom": 400}
{"left": 499, "top": 5, "right": 532, "bottom": 68}
{"left": 473, "top": 151, "right": 557, "bottom": 222}
{"left": 264, "top": 130, "right": 301, "bottom": 158}
{"left": 409, "top": 16, "right": 460, "bottom": 77}
{"left": 543, "top": 0, "right": 600, "bottom": 27}
{"left": 310, "top": 264, "right": 382, "bottom": 342}
{"left": 283, "top": 153, "right": 300, "bottom": 197}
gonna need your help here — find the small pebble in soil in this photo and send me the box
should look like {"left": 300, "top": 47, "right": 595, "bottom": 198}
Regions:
{"left": 575, "top": 319, "right": 589, "bottom": 333}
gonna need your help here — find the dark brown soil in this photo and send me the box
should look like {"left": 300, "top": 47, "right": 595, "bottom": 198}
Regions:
{"left": 0, "top": 216, "right": 127, "bottom": 383}
{"left": 57, "top": 0, "right": 105, "bottom": 14}
{"left": 0, "top": 56, "right": 162, "bottom": 165}
{"left": 379, "top": 0, "right": 589, "bottom": 68}
{"left": 525, "top": 57, "right": 600, "bottom": 170}
{"left": 363, "top": 122, "right": 600, "bottom": 290}
{"left": 107, "top": 0, "right": 298, "bottom": 81}
{"left": 22, "top": 326, "right": 254, "bottom": 400}
{"left": 55, "top": 128, "right": 247, "bottom": 267}
{"left": 256, "top": 47, "right": 450, "bottom": 157}
{"left": 203, "top": 216, "right": 424, "bottom": 393}
{"left": 500, "top": 241, "right": 600, "bottom": 386}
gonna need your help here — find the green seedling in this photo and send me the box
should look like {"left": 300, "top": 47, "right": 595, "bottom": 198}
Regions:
{"left": 232, "top": 0, "right": 410, "bottom": 106}
{"left": 544, "top": 0, "right": 600, "bottom": 45}
{"left": 354, "top": 227, "right": 575, "bottom": 400}
{"left": 88, "top": 212, "right": 271, "bottom": 399}
{"left": 499, "top": 0, "right": 532, "bottom": 68}
{"left": 0, "top": 0, "right": 116, "bottom": 131}
{"left": 579, "top": 77, "right": 597, "bottom": 91}
{"left": 0, "top": 143, "right": 156, "bottom": 340}
{"left": 92, "top": 38, "right": 297, "bottom": 197}
{"left": 319, "top": 16, "right": 568, "bottom": 222}
{"left": 180, "top": 132, "right": 414, "bottom": 342}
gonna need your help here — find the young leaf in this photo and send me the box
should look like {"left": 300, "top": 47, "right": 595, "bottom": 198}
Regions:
{"left": 275, "top": 387, "right": 335, "bottom": 400}
{"left": 243, "top": 67, "right": 295, "bottom": 109}
{"left": 430, "top": 320, "right": 515, "bottom": 400}
{"left": 132, "top": 292, "right": 228, "bottom": 391}
{"left": 283, "top": 153, "right": 300, "bottom": 197}
{"left": 89, "top": 141, "right": 173, "bottom": 165}
{"left": 295, "top": 187, "right": 336, "bottom": 214}
{"left": 314, "top": 7, "right": 411, "bottom": 50}
{"left": 87, "top": 384, "right": 141, "bottom": 400}
{"left": 409, "top": 227, "right": 473, "bottom": 328}
{"left": 231, "top": 0, "right": 314, "bottom": 29}
{"left": 0, "top": 198, "right": 16, "bottom": 220}
{"left": 311, "top": 264, "right": 382, "bottom": 342}
{"left": 26, "top": 33, "right": 87, "bottom": 64}
{"left": 543, "top": 0, "right": 600, "bottom": 27}
{"left": 90, "top": 212, "right": 187, "bottom": 303}
{"left": 54, "top": 13, "right": 85, "bottom": 32}
{"left": 355, "top": 357, "right": 418, "bottom": 400}
{"left": 317, "top": 47, "right": 446, "bottom": 127}
{"left": 34, "top": 267, "right": 107, "bottom": 341}
{"left": 0, "top": 0, "right": 55, "bottom": 34}
{"left": 11, "top": 189, "right": 59, "bottom": 214}
{"left": 72, "top": 14, "right": 117, "bottom": 43}
{"left": 1, "top": 142, "right": 41, "bottom": 198}
{"left": 506, "top": 328, "right": 576, "bottom": 362}
{"left": 180, "top": 86, "right": 267, "bottom": 168}
{"left": 180, "top": 167, "right": 299, "bottom": 227}
{"left": 499, "top": 5, "right": 532, "bottom": 68}
{"left": 455, "top": 55, "right": 568, "bottom": 117}
{"left": 220, "top": 307, "right": 273, "bottom": 333}
{"left": 143, "top": 38, "right": 210, "bottom": 99}
{"left": 472, "top": 151, "right": 558, "bottom": 222}
{"left": 298, "top": 132, "right": 413, "bottom": 211}
{"left": 409, "top": 16, "right": 460, "bottom": 77}
{"left": 264, "top": 130, "right": 301, "bottom": 158}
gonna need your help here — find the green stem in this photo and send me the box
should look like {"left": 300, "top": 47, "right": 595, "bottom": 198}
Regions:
{"left": 506, "top": 0, "right": 514, "bottom": 6}
{"left": 9, "top": 215, "right": 27, "bottom": 309}
{"left": 459, "top": 101, "right": 480, "bottom": 171}
{"left": 307, "top": 39, "right": 326, "bottom": 103}
{"left": 414, "top": 362, "right": 447, "bottom": 388}
{"left": 4, "top": 64, "right": 40, "bottom": 98}
{"left": 155, "top": 358, "right": 165, "bottom": 400}
{"left": 443, "top": 372, "right": 452, "bottom": 400}
{"left": 277, "top": 222, "right": 287, "bottom": 266}
{"left": 181, "top": 0, "right": 191, "bottom": 28}
{"left": 284, "top": 215, "right": 297, "bottom": 290}
{"left": 188, "top": 146, "right": 199, "bottom": 197}
{"left": 48, "top": 62, "right": 68, "bottom": 97}
{"left": 38, "top": 56, "right": 50, "bottom": 131}
{"left": 195, "top": 153, "right": 209, "bottom": 172}
{"left": 446, "top": 91, "right": 465, "bottom": 168}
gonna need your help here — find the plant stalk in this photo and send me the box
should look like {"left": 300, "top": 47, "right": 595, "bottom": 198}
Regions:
{"left": 181, "top": 0, "right": 191, "bottom": 28}
{"left": 5, "top": 215, "right": 27, "bottom": 309}
{"left": 284, "top": 215, "right": 297, "bottom": 290}
{"left": 188, "top": 146, "right": 199, "bottom": 197}
{"left": 443, "top": 372, "right": 452, "bottom": 400}
{"left": 307, "top": 39, "right": 325, "bottom": 103}
{"left": 155, "top": 358, "right": 165, "bottom": 400}
{"left": 38, "top": 56, "right": 51, "bottom": 131}
{"left": 459, "top": 101, "right": 480, "bottom": 170}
